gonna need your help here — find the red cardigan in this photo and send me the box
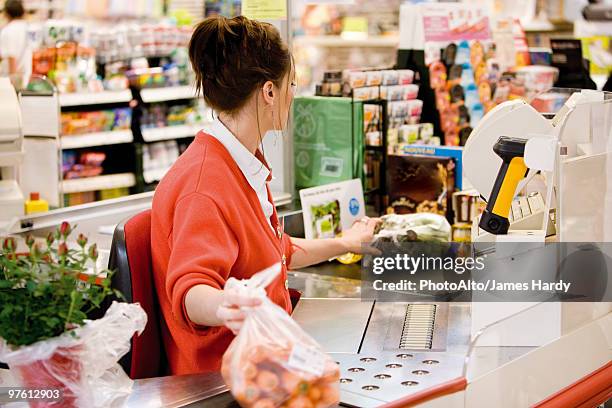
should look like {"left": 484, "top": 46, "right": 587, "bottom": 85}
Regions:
{"left": 151, "top": 132, "right": 294, "bottom": 375}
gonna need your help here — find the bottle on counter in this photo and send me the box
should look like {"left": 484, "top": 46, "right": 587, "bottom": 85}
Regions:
{"left": 25, "top": 192, "right": 49, "bottom": 214}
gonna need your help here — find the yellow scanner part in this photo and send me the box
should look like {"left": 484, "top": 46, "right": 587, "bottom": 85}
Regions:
{"left": 491, "top": 157, "right": 528, "bottom": 217}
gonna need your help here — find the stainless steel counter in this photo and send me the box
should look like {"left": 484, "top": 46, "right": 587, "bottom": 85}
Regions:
{"left": 126, "top": 264, "right": 472, "bottom": 408}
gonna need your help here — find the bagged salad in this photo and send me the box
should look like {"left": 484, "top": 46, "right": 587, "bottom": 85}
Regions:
{"left": 373, "top": 213, "right": 451, "bottom": 243}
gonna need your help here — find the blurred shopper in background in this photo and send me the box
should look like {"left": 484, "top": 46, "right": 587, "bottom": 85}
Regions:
{"left": 0, "top": 0, "right": 31, "bottom": 88}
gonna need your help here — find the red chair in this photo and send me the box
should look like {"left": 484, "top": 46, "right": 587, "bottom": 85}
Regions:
{"left": 109, "top": 210, "right": 166, "bottom": 379}
{"left": 109, "top": 209, "right": 301, "bottom": 379}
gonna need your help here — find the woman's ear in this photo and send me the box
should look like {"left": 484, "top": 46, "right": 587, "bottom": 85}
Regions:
{"left": 262, "top": 80, "right": 275, "bottom": 108}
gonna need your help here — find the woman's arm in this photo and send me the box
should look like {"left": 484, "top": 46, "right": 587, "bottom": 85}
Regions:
{"left": 185, "top": 284, "right": 262, "bottom": 334}
{"left": 289, "top": 217, "right": 380, "bottom": 269}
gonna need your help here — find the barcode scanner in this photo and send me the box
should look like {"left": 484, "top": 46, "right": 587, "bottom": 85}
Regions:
{"left": 479, "top": 136, "right": 529, "bottom": 235}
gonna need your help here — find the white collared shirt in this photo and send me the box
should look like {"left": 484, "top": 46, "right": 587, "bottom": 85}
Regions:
{"left": 205, "top": 118, "right": 275, "bottom": 231}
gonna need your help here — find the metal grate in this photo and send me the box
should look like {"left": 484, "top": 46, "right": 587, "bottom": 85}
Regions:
{"left": 399, "top": 304, "right": 436, "bottom": 350}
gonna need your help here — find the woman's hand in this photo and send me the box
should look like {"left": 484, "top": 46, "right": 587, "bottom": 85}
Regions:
{"left": 340, "top": 217, "right": 381, "bottom": 254}
{"left": 216, "top": 286, "right": 262, "bottom": 335}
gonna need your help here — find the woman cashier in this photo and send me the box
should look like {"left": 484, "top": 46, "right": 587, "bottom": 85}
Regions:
{"left": 151, "top": 15, "right": 378, "bottom": 375}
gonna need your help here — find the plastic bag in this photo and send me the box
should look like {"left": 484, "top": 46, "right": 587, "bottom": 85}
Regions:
{"left": 374, "top": 213, "right": 451, "bottom": 243}
{"left": 221, "top": 263, "right": 340, "bottom": 408}
{"left": 0, "top": 301, "right": 147, "bottom": 407}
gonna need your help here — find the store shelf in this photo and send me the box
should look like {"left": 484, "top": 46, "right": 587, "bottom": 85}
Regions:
{"left": 293, "top": 35, "right": 399, "bottom": 48}
{"left": 140, "top": 86, "right": 197, "bottom": 103}
{"left": 60, "top": 129, "right": 133, "bottom": 149}
{"left": 61, "top": 173, "right": 136, "bottom": 194}
{"left": 272, "top": 191, "right": 292, "bottom": 207}
{"left": 143, "top": 167, "right": 170, "bottom": 184}
{"left": 141, "top": 124, "right": 210, "bottom": 142}
{"left": 59, "top": 90, "right": 133, "bottom": 107}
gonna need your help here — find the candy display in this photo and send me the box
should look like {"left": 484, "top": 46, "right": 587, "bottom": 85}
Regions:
{"left": 61, "top": 108, "right": 131, "bottom": 136}
{"left": 428, "top": 37, "right": 560, "bottom": 146}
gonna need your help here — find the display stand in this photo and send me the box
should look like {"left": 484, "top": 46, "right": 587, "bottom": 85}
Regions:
{"left": 361, "top": 98, "right": 388, "bottom": 213}
{"left": 19, "top": 80, "right": 61, "bottom": 208}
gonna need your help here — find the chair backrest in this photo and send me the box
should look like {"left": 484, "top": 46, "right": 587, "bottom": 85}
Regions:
{"left": 108, "top": 209, "right": 166, "bottom": 379}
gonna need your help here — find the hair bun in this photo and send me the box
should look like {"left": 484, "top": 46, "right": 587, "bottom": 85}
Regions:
{"left": 189, "top": 15, "right": 291, "bottom": 114}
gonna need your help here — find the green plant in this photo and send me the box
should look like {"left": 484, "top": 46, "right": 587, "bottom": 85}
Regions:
{"left": 0, "top": 222, "right": 121, "bottom": 347}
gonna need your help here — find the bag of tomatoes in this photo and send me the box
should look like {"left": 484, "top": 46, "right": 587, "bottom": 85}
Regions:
{"left": 221, "top": 263, "right": 341, "bottom": 408}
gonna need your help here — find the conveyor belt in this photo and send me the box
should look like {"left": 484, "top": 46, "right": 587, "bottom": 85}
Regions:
{"left": 292, "top": 299, "right": 471, "bottom": 407}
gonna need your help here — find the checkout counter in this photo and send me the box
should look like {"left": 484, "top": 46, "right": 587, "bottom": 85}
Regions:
{"left": 2, "top": 195, "right": 611, "bottom": 408}
{"left": 1, "top": 86, "right": 611, "bottom": 407}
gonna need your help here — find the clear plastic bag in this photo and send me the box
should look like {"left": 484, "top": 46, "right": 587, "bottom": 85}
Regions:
{"left": 374, "top": 213, "right": 452, "bottom": 243}
{"left": 221, "top": 263, "right": 340, "bottom": 408}
{"left": 0, "top": 301, "right": 147, "bottom": 407}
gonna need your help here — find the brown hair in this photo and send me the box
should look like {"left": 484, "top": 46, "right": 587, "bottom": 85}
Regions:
{"left": 189, "top": 15, "right": 292, "bottom": 114}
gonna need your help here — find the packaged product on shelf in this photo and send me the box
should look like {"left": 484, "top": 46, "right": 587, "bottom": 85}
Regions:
{"left": 344, "top": 70, "right": 366, "bottom": 89}
{"left": 366, "top": 132, "right": 382, "bottom": 146}
{"left": 531, "top": 92, "right": 567, "bottom": 114}
{"left": 452, "top": 190, "right": 482, "bottom": 224}
{"left": 398, "top": 124, "right": 420, "bottom": 144}
{"left": 386, "top": 154, "right": 456, "bottom": 220}
{"left": 318, "top": 70, "right": 343, "bottom": 97}
{"left": 114, "top": 108, "right": 132, "bottom": 130}
{"left": 391, "top": 123, "right": 438, "bottom": 152}
{"left": 127, "top": 67, "right": 167, "bottom": 89}
{"left": 398, "top": 69, "right": 415, "bottom": 85}
{"left": 63, "top": 151, "right": 106, "bottom": 180}
{"left": 352, "top": 86, "right": 379, "bottom": 101}
{"left": 65, "top": 191, "right": 96, "bottom": 207}
{"left": 363, "top": 104, "right": 381, "bottom": 133}
{"left": 388, "top": 100, "right": 423, "bottom": 121}
{"left": 364, "top": 103, "right": 382, "bottom": 146}
{"left": 60, "top": 109, "right": 132, "bottom": 135}
{"left": 99, "top": 188, "right": 130, "bottom": 201}
{"left": 380, "top": 84, "right": 419, "bottom": 101}
{"left": 381, "top": 70, "right": 399, "bottom": 86}
{"left": 515, "top": 66, "right": 559, "bottom": 99}
{"left": 365, "top": 70, "right": 383, "bottom": 86}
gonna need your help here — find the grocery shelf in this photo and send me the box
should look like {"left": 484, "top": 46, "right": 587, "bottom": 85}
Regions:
{"left": 140, "top": 86, "right": 197, "bottom": 103}
{"left": 272, "top": 191, "right": 292, "bottom": 207}
{"left": 59, "top": 90, "right": 133, "bottom": 107}
{"left": 141, "top": 124, "right": 209, "bottom": 142}
{"left": 61, "top": 173, "right": 136, "bottom": 194}
{"left": 293, "top": 35, "right": 399, "bottom": 48}
{"left": 60, "top": 129, "right": 133, "bottom": 149}
{"left": 143, "top": 167, "right": 170, "bottom": 184}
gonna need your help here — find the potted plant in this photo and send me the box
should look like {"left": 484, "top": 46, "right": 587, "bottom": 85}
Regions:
{"left": 0, "top": 222, "right": 145, "bottom": 408}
